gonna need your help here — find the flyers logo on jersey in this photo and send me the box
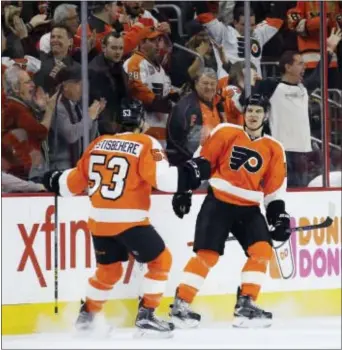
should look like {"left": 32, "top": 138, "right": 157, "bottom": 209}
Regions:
{"left": 237, "top": 37, "right": 261, "bottom": 59}
{"left": 229, "top": 146, "right": 263, "bottom": 173}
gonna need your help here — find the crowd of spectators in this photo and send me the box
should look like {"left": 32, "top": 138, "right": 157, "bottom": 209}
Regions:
{"left": 2, "top": 1, "right": 342, "bottom": 193}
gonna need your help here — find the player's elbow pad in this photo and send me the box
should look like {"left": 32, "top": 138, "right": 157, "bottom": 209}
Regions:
{"left": 177, "top": 157, "right": 211, "bottom": 192}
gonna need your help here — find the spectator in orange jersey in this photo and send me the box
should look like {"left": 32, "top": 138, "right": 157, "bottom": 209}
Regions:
{"left": 75, "top": 1, "right": 151, "bottom": 57}
{"left": 118, "top": 1, "right": 171, "bottom": 34}
{"left": 287, "top": 1, "right": 342, "bottom": 88}
{"left": 120, "top": 1, "right": 158, "bottom": 29}
{"left": 118, "top": 2, "right": 172, "bottom": 70}
{"left": 166, "top": 68, "right": 226, "bottom": 165}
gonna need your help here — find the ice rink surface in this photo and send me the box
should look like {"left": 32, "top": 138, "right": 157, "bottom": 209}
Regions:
{"left": 2, "top": 316, "right": 341, "bottom": 349}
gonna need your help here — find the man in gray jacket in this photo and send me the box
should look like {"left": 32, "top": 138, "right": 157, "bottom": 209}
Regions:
{"left": 48, "top": 66, "right": 106, "bottom": 170}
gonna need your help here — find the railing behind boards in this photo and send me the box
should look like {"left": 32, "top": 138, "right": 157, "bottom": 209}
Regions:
{"left": 260, "top": 61, "right": 280, "bottom": 79}
{"left": 311, "top": 89, "right": 342, "bottom": 149}
{"left": 154, "top": 4, "right": 186, "bottom": 39}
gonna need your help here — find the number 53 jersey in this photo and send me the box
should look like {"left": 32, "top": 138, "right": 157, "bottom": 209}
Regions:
{"left": 197, "top": 124, "right": 287, "bottom": 208}
{"left": 57, "top": 133, "right": 179, "bottom": 236}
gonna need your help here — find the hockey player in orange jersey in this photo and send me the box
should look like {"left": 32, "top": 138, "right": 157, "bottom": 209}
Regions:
{"left": 43, "top": 98, "right": 210, "bottom": 337}
{"left": 170, "top": 94, "right": 291, "bottom": 328}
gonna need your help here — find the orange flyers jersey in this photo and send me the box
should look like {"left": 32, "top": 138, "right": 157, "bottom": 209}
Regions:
{"left": 287, "top": 1, "right": 341, "bottom": 68}
{"left": 197, "top": 124, "right": 287, "bottom": 208}
{"left": 58, "top": 133, "right": 179, "bottom": 236}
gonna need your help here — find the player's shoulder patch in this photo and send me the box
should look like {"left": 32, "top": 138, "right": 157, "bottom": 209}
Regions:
{"left": 140, "top": 135, "right": 167, "bottom": 161}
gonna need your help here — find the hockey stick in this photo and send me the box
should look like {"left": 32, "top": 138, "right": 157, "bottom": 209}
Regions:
{"left": 291, "top": 215, "right": 334, "bottom": 232}
{"left": 273, "top": 202, "right": 336, "bottom": 279}
{"left": 187, "top": 212, "right": 335, "bottom": 247}
{"left": 272, "top": 202, "right": 335, "bottom": 249}
{"left": 54, "top": 194, "right": 59, "bottom": 314}
{"left": 287, "top": 201, "right": 335, "bottom": 234}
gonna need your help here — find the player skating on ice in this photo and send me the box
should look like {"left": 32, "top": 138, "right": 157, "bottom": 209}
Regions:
{"left": 43, "top": 98, "right": 211, "bottom": 338}
{"left": 170, "top": 94, "right": 291, "bottom": 328}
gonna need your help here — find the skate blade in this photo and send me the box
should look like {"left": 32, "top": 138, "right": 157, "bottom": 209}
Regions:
{"left": 232, "top": 316, "right": 272, "bottom": 329}
{"left": 133, "top": 328, "right": 174, "bottom": 339}
{"left": 171, "top": 316, "right": 200, "bottom": 329}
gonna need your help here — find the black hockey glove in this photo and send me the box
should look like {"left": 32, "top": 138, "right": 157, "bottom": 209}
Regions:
{"left": 177, "top": 157, "right": 211, "bottom": 192}
{"left": 266, "top": 200, "right": 291, "bottom": 242}
{"left": 42, "top": 170, "right": 63, "bottom": 195}
{"left": 172, "top": 191, "right": 192, "bottom": 219}
{"left": 271, "top": 212, "right": 291, "bottom": 242}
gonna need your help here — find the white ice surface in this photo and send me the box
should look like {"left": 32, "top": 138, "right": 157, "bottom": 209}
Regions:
{"left": 2, "top": 316, "right": 341, "bottom": 349}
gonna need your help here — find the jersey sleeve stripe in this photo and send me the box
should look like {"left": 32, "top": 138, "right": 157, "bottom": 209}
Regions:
{"left": 209, "top": 177, "right": 264, "bottom": 203}
{"left": 59, "top": 168, "right": 77, "bottom": 197}
{"left": 193, "top": 145, "right": 202, "bottom": 158}
{"left": 156, "top": 165, "right": 178, "bottom": 192}
{"left": 264, "top": 178, "right": 287, "bottom": 207}
{"left": 263, "top": 135, "right": 287, "bottom": 208}
{"left": 89, "top": 207, "right": 148, "bottom": 223}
